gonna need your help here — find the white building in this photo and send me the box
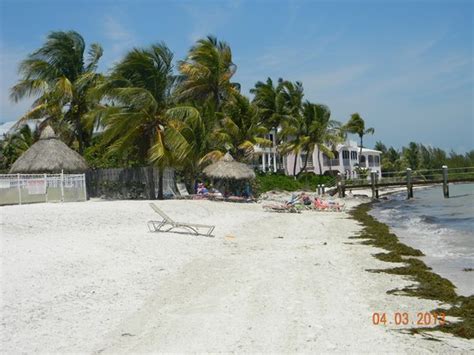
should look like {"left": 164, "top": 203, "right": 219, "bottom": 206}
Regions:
{"left": 252, "top": 133, "right": 382, "bottom": 179}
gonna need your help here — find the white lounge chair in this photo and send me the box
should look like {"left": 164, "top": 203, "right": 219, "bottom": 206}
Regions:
{"left": 147, "top": 203, "right": 215, "bottom": 236}
{"left": 177, "top": 182, "right": 190, "bottom": 198}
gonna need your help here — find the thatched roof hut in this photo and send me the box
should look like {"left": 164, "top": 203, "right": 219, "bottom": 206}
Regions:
{"left": 9, "top": 126, "right": 88, "bottom": 174}
{"left": 203, "top": 152, "right": 255, "bottom": 180}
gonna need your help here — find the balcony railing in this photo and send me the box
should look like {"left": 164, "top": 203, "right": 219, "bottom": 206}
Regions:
{"left": 323, "top": 159, "right": 340, "bottom": 167}
{"left": 342, "top": 159, "right": 350, "bottom": 166}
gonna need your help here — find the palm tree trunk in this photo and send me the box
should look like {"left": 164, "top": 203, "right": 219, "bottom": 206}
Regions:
{"left": 75, "top": 114, "right": 84, "bottom": 154}
{"left": 157, "top": 168, "right": 164, "bottom": 200}
{"left": 292, "top": 152, "right": 298, "bottom": 177}
{"left": 318, "top": 150, "right": 323, "bottom": 176}
{"left": 298, "top": 150, "right": 310, "bottom": 177}
{"left": 146, "top": 166, "right": 156, "bottom": 200}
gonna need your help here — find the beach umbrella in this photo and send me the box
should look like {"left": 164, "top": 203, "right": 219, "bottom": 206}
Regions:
{"left": 203, "top": 152, "right": 256, "bottom": 180}
{"left": 9, "top": 126, "right": 88, "bottom": 174}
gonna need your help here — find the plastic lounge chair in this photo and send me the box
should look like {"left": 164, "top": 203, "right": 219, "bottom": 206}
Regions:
{"left": 147, "top": 203, "right": 215, "bottom": 236}
{"left": 314, "top": 198, "right": 344, "bottom": 212}
{"left": 177, "top": 183, "right": 191, "bottom": 199}
{"left": 262, "top": 203, "right": 301, "bottom": 213}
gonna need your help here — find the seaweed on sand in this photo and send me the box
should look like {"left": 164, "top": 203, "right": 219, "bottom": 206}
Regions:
{"left": 350, "top": 202, "right": 473, "bottom": 339}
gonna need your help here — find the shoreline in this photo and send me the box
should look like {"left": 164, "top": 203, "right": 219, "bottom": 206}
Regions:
{"left": 1, "top": 198, "right": 473, "bottom": 352}
{"left": 349, "top": 200, "right": 473, "bottom": 339}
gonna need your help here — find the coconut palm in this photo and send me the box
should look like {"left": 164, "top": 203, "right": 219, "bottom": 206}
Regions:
{"left": 344, "top": 113, "right": 375, "bottom": 165}
{"left": 0, "top": 124, "right": 39, "bottom": 171}
{"left": 216, "top": 93, "right": 271, "bottom": 162}
{"left": 157, "top": 102, "right": 224, "bottom": 190}
{"left": 280, "top": 102, "right": 341, "bottom": 176}
{"left": 276, "top": 80, "right": 305, "bottom": 175}
{"left": 94, "top": 43, "right": 177, "bottom": 199}
{"left": 10, "top": 31, "right": 103, "bottom": 153}
{"left": 177, "top": 36, "right": 239, "bottom": 109}
{"left": 250, "top": 77, "right": 287, "bottom": 133}
{"left": 310, "top": 104, "right": 343, "bottom": 175}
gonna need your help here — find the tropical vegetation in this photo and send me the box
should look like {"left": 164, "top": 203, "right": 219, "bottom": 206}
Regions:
{"left": 1, "top": 30, "right": 472, "bottom": 197}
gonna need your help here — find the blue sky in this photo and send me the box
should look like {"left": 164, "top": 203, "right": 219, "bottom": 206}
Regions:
{"left": 0, "top": 0, "right": 472, "bottom": 152}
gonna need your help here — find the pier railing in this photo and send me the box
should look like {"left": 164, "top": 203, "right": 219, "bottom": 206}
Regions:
{"left": 332, "top": 166, "right": 474, "bottom": 199}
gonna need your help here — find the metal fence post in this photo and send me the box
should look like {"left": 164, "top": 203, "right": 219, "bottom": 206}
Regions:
{"left": 82, "top": 173, "right": 87, "bottom": 201}
{"left": 44, "top": 173, "right": 48, "bottom": 202}
{"left": 442, "top": 165, "right": 449, "bottom": 198}
{"left": 17, "top": 173, "right": 21, "bottom": 205}
{"left": 60, "top": 170, "right": 65, "bottom": 202}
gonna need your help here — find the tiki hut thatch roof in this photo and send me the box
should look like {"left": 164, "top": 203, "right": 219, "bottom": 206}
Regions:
{"left": 203, "top": 152, "right": 256, "bottom": 180}
{"left": 9, "top": 126, "right": 88, "bottom": 174}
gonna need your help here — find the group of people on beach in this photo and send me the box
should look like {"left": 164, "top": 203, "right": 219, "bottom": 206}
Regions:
{"left": 282, "top": 192, "right": 344, "bottom": 211}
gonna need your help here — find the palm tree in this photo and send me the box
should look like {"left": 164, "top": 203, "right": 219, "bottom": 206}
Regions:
{"left": 309, "top": 104, "right": 343, "bottom": 175}
{"left": 344, "top": 113, "right": 375, "bottom": 165}
{"left": 280, "top": 102, "right": 341, "bottom": 176}
{"left": 177, "top": 36, "right": 239, "bottom": 110}
{"left": 158, "top": 102, "right": 223, "bottom": 190}
{"left": 216, "top": 93, "right": 271, "bottom": 162}
{"left": 94, "top": 43, "right": 177, "bottom": 199}
{"left": 0, "top": 124, "right": 39, "bottom": 171}
{"left": 276, "top": 80, "right": 305, "bottom": 176}
{"left": 250, "top": 77, "right": 287, "bottom": 132}
{"left": 10, "top": 31, "right": 103, "bottom": 153}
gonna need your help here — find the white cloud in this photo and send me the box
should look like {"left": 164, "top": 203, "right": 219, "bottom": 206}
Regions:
{"left": 0, "top": 42, "right": 35, "bottom": 124}
{"left": 101, "top": 15, "right": 136, "bottom": 67}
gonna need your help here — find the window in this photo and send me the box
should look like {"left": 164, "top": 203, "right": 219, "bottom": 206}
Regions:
{"left": 368, "top": 155, "right": 374, "bottom": 166}
{"left": 342, "top": 150, "right": 349, "bottom": 159}
{"left": 269, "top": 134, "right": 274, "bottom": 143}
{"left": 374, "top": 156, "right": 380, "bottom": 166}
{"left": 351, "top": 151, "right": 358, "bottom": 160}
{"left": 322, "top": 153, "right": 330, "bottom": 166}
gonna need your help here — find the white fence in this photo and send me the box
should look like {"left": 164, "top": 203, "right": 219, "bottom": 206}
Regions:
{"left": 0, "top": 173, "right": 87, "bottom": 206}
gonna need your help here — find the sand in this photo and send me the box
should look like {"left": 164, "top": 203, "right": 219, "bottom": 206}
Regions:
{"left": 1, "top": 199, "right": 473, "bottom": 353}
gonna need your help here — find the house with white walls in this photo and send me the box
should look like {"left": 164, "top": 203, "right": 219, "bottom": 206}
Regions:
{"left": 252, "top": 134, "right": 382, "bottom": 179}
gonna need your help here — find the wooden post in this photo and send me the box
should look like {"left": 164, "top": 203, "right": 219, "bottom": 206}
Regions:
{"left": 341, "top": 173, "right": 346, "bottom": 198}
{"left": 337, "top": 173, "right": 343, "bottom": 198}
{"left": 442, "top": 165, "right": 449, "bottom": 198}
{"left": 370, "top": 170, "right": 377, "bottom": 200}
{"left": 17, "top": 173, "right": 21, "bottom": 205}
{"left": 321, "top": 184, "right": 325, "bottom": 195}
{"left": 317, "top": 184, "right": 321, "bottom": 195}
{"left": 375, "top": 172, "right": 379, "bottom": 199}
{"left": 406, "top": 168, "right": 413, "bottom": 199}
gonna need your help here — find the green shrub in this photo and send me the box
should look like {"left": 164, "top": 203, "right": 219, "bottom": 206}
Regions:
{"left": 253, "top": 172, "right": 333, "bottom": 195}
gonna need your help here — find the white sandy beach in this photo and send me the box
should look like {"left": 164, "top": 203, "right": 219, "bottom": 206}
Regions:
{"left": 1, "top": 199, "right": 473, "bottom": 353}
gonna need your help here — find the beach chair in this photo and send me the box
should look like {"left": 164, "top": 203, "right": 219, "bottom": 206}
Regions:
{"left": 262, "top": 203, "right": 301, "bottom": 213}
{"left": 147, "top": 203, "right": 215, "bottom": 236}
{"left": 176, "top": 183, "right": 191, "bottom": 199}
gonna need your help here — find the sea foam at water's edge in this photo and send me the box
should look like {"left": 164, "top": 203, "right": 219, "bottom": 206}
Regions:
{"left": 370, "top": 183, "right": 474, "bottom": 296}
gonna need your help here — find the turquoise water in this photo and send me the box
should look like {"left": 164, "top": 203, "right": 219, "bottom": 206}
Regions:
{"left": 370, "top": 183, "right": 474, "bottom": 296}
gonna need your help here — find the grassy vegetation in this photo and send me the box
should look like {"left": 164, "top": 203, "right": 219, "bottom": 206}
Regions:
{"left": 253, "top": 172, "right": 333, "bottom": 195}
{"left": 350, "top": 202, "right": 474, "bottom": 339}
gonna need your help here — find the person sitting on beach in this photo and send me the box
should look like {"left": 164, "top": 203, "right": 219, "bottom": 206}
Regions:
{"left": 314, "top": 197, "right": 343, "bottom": 211}
{"left": 197, "top": 183, "right": 209, "bottom": 195}
{"left": 301, "top": 192, "right": 312, "bottom": 206}
{"left": 286, "top": 193, "right": 302, "bottom": 206}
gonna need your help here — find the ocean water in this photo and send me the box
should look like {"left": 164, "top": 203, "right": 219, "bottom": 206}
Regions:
{"left": 370, "top": 183, "right": 474, "bottom": 296}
